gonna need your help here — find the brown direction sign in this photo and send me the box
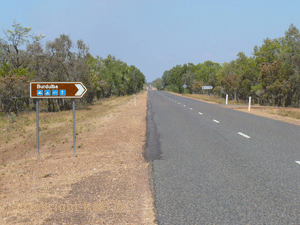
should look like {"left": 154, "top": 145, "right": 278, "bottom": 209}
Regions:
{"left": 30, "top": 82, "right": 87, "bottom": 98}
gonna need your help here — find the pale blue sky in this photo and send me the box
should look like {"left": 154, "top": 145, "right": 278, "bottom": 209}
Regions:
{"left": 1, "top": 0, "right": 299, "bottom": 82}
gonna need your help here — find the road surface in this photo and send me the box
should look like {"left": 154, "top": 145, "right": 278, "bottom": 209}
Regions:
{"left": 145, "top": 90, "right": 300, "bottom": 224}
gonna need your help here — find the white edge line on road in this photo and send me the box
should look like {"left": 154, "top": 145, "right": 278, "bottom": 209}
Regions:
{"left": 238, "top": 132, "right": 251, "bottom": 139}
{"left": 295, "top": 161, "right": 300, "bottom": 165}
{"left": 190, "top": 108, "right": 193, "bottom": 110}
{"left": 199, "top": 112, "right": 203, "bottom": 115}
{"left": 213, "top": 119, "right": 220, "bottom": 123}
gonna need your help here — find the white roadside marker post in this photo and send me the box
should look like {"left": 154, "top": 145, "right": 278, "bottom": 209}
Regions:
{"left": 249, "top": 96, "right": 251, "bottom": 111}
{"left": 226, "top": 94, "right": 228, "bottom": 105}
{"left": 134, "top": 95, "right": 136, "bottom": 106}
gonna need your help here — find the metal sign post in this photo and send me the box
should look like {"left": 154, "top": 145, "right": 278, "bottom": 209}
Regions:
{"left": 202, "top": 86, "right": 213, "bottom": 100}
{"left": 30, "top": 82, "right": 87, "bottom": 157}
{"left": 183, "top": 84, "right": 187, "bottom": 93}
{"left": 73, "top": 99, "right": 76, "bottom": 157}
{"left": 36, "top": 99, "right": 39, "bottom": 156}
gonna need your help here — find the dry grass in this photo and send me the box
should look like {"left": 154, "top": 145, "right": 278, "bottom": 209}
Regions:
{"left": 275, "top": 108, "right": 300, "bottom": 119}
{"left": 0, "top": 91, "right": 156, "bottom": 224}
{"left": 0, "top": 97, "right": 121, "bottom": 165}
{"left": 236, "top": 107, "right": 300, "bottom": 126}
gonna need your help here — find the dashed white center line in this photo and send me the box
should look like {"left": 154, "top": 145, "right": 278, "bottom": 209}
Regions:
{"left": 238, "top": 132, "right": 251, "bottom": 139}
{"left": 178, "top": 103, "right": 180, "bottom": 104}
{"left": 190, "top": 108, "right": 193, "bottom": 110}
{"left": 213, "top": 119, "right": 220, "bottom": 123}
{"left": 295, "top": 161, "right": 300, "bottom": 165}
{"left": 199, "top": 112, "right": 203, "bottom": 115}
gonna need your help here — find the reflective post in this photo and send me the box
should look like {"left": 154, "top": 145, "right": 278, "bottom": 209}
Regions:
{"left": 248, "top": 96, "right": 251, "bottom": 111}
{"left": 134, "top": 95, "right": 136, "bottom": 106}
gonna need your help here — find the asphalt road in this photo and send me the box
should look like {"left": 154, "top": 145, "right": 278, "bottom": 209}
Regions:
{"left": 146, "top": 90, "right": 300, "bottom": 225}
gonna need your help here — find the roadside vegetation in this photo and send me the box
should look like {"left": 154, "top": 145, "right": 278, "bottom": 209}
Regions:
{"left": 0, "top": 94, "right": 136, "bottom": 165}
{"left": 154, "top": 24, "right": 300, "bottom": 108}
{"left": 0, "top": 20, "right": 145, "bottom": 116}
{"left": 178, "top": 93, "right": 257, "bottom": 105}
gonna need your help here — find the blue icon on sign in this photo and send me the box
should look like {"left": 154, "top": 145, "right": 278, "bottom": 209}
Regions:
{"left": 52, "top": 90, "right": 58, "bottom": 96}
{"left": 45, "top": 90, "right": 51, "bottom": 96}
{"left": 37, "top": 90, "right": 43, "bottom": 96}
{"left": 60, "top": 90, "right": 66, "bottom": 96}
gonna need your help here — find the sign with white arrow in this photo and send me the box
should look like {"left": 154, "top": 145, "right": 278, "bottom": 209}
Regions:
{"left": 183, "top": 84, "right": 187, "bottom": 88}
{"left": 30, "top": 82, "right": 88, "bottom": 98}
{"left": 202, "top": 86, "right": 213, "bottom": 90}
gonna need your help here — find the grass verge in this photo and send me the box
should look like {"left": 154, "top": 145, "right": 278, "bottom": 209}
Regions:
{"left": 0, "top": 91, "right": 156, "bottom": 224}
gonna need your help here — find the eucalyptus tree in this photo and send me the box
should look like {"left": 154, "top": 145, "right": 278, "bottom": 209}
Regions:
{"left": 279, "top": 24, "right": 300, "bottom": 106}
{"left": 0, "top": 20, "right": 45, "bottom": 114}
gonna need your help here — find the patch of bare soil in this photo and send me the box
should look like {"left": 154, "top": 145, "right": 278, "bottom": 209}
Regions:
{"left": 0, "top": 91, "right": 157, "bottom": 224}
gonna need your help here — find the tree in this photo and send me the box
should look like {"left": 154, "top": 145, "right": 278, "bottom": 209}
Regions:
{"left": 181, "top": 71, "right": 195, "bottom": 93}
{"left": 152, "top": 78, "right": 163, "bottom": 90}
{"left": 259, "top": 60, "right": 291, "bottom": 106}
{"left": 0, "top": 72, "right": 30, "bottom": 114}
{"left": 0, "top": 20, "right": 45, "bottom": 69}
{"left": 279, "top": 24, "right": 300, "bottom": 106}
{"left": 0, "top": 20, "right": 44, "bottom": 114}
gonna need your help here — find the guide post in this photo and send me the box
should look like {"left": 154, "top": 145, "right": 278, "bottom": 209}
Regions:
{"left": 249, "top": 96, "right": 251, "bottom": 111}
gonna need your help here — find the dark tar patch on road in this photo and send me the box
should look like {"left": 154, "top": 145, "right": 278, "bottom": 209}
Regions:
{"left": 144, "top": 100, "right": 162, "bottom": 161}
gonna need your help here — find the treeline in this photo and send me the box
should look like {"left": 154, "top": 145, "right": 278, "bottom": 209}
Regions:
{"left": 0, "top": 21, "right": 145, "bottom": 115}
{"left": 159, "top": 24, "right": 300, "bottom": 107}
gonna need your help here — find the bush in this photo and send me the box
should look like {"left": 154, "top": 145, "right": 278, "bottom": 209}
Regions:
{"left": 165, "top": 84, "right": 179, "bottom": 93}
